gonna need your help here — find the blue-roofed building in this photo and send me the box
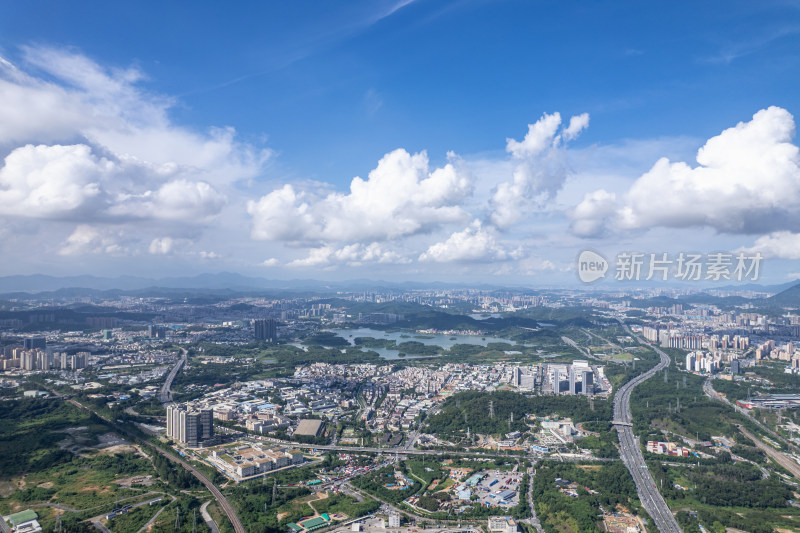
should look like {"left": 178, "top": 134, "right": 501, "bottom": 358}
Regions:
{"left": 497, "top": 489, "right": 516, "bottom": 502}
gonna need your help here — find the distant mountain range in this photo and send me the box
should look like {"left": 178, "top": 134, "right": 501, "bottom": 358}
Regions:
{"left": 762, "top": 282, "right": 800, "bottom": 308}
{"left": 0, "top": 273, "right": 798, "bottom": 301}
{"left": 0, "top": 273, "right": 510, "bottom": 295}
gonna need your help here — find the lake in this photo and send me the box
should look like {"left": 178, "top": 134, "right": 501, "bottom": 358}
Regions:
{"left": 319, "top": 327, "right": 524, "bottom": 359}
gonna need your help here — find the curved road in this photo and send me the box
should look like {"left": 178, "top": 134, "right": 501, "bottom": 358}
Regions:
{"left": 200, "top": 500, "right": 221, "bottom": 533}
{"left": 149, "top": 444, "right": 245, "bottom": 533}
{"left": 614, "top": 320, "right": 682, "bottom": 533}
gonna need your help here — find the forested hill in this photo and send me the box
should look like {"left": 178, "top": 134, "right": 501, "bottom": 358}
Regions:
{"left": 424, "top": 390, "right": 610, "bottom": 437}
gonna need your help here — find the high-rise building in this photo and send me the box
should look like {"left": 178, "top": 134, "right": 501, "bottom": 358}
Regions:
{"left": 254, "top": 319, "right": 278, "bottom": 342}
{"left": 36, "top": 351, "right": 52, "bottom": 370}
{"left": 685, "top": 353, "right": 696, "bottom": 372}
{"left": 731, "top": 359, "right": 741, "bottom": 375}
{"left": 148, "top": 325, "right": 166, "bottom": 339}
{"left": 568, "top": 368, "right": 577, "bottom": 395}
{"left": 552, "top": 367, "right": 561, "bottom": 394}
{"left": 23, "top": 337, "right": 46, "bottom": 350}
{"left": 581, "top": 370, "right": 594, "bottom": 394}
{"left": 520, "top": 373, "right": 536, "bottom": 390}
{"left": 22, "top": 351, "right": 36, "bottom": 371}
{"left": 166, "top": 404, "right": 214, "bottom": 447}
{"left": 70, "top": 353, "right": 87, "bottom": 370}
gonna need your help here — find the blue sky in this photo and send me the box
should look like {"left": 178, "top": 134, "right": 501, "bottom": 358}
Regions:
{"left": 1, "top": 1, "right": 799, "bottom": 286}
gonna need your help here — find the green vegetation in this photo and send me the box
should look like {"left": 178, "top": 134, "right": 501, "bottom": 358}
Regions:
{"left": 627, "top": 348, "right": 800, "bottom": 532}
{"left": 357, "top": 465, "right": 420, "bottom": 504}
{"left": 390, "top": 341, "right": 438, "bottom": 355}
{"left": 147, "top": 497, "right": 206, "bottom": 533}
{"left": 196, "top": 342, "right": 384, "bottom": 371}
{"left": 0, "top": 398, "right": 106, "bottom": 477}
{"left": 730, "top": 443, "right": 766, "bottom": 464}
{"left": 649, "top": 461, "right": 789, "bottom": 508}
{"left": 0, "top": 397, "right": 222, "bottom": 533}
{"left": 354, "top": 337, "right": 396, "bottom": 348}
{"left": 533, "top": 462, "right": 644, "bottom": 533}
{"left": 311, "top": 492, "right": 380, "bottom": 518}
{"left": 712, "top": 362, "right": 800, "bottom": 403}
{"left": 575, "top": 422, "right": 619, "bottom": 458}
{"left": 302, "top": 332, "right": 351, "bottom": 347}
{"left": 230, "top": 484, "right": 311, "bottom": 531}
{"left": 630, "top": 359, "right": 749, "bottom": 441}
{"left": 425, "top": 391, "right": 611, "bottom": 438}
{"left": 103, "top": 501, "right": 167, "bottom": 533}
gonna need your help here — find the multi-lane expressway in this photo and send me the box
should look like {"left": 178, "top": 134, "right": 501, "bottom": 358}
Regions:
{"left": 614, "top": 320, "right": 682, "bottom": 533}
{"left": 159, "top": 349, "right": 186, "bottom": 404}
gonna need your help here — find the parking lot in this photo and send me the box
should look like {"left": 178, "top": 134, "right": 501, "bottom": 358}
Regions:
{"left": 470, "top": 470, "right": 521, "bottom": 508}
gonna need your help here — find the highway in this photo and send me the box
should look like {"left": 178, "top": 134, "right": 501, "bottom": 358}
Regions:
{"left": 159, "top": 349, "right": 186, "bottom": 404}
{"left": 614, "top": 320, "right": 682, "bottom": 533}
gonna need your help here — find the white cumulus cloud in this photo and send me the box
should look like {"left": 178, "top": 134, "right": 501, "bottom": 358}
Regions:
{"left": 59, "top": 225, "right": 130, "bottom": 256}
{"left": 0, "top": 46, "right": 267, "bottom": 255}
{"left": 618, "top": 106, "right": 800, "bottom": 234}
{"left": 739, "top": 231, "right": 800, "bottom": 259}
{"left": 287, "top": 242, "right": 409, "bottom": 268}
{"left": 569, "top": 189, "right": 617, "bottom": 238}
{"left": 563, "top": 113, "right": 590, "bottom": 141}
{"left": 0, "top": 144, "right": 107, "bottom": 219}
{"left": 248, "top": 148, "right": 472, "bottom": 244}
{"left": 491, "top": 111, "right": 589, "bottom": 228}
{"left": 419, "top": 220, "right": 522, "bottom": 263}
{"left": 149, "top": 237, "right": 176, "bottom": 255}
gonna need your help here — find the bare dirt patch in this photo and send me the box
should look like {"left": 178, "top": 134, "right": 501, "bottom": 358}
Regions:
{"left": 99, "top": 444, "right": 141, "bottom": 456}
{"left": 0, "top": 480, "right": 15, "bottom": 498}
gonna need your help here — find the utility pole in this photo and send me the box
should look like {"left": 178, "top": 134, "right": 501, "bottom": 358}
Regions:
{"left": 489, "top": 400, "right": 494, "bottom": 419}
